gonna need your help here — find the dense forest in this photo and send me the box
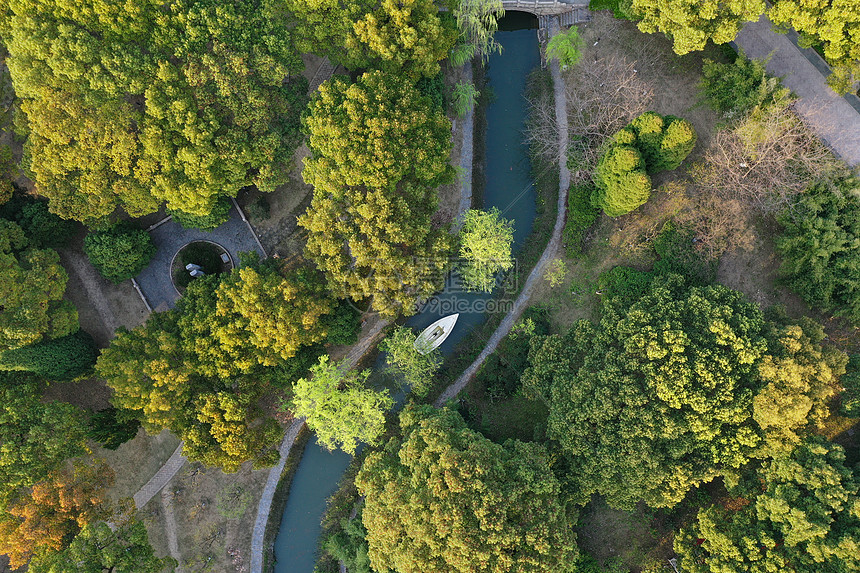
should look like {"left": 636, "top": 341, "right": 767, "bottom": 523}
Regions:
{"left": 0, "top": 0, "right": 857, "bottom": 571}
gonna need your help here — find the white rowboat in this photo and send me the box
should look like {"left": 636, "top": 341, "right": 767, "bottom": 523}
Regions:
{"left": 413, "top": 314, "right": 459, "bottom": 355}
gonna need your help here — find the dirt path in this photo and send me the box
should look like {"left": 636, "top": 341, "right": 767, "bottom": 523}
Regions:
{"left": 435, "top": 28, "right": 570, "bottom": 407}
{"left": 161, "top": 488, "right": 181, "bottom": 566}
{"left": 59, "top": 249, "right": 121, "bottom": 339}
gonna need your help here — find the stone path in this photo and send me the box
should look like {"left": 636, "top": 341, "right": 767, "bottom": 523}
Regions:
{"left": 436, "top": 26, "right": 571, "bottom": 407}
{"left": 133, "top": 444, "right": 187, "bottom": 509}
{"left": 455, "top": 60, "right": 475, "bottom": 228}
{"left": 734, "top": 15, "right": 860, "bottom": 167}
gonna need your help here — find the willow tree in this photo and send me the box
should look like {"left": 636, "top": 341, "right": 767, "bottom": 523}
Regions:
{"left": 299, "top": 71, "right": 455, "bottom": 317}
{"left": 452, "top": 0, "right": 505, "bottom": 64}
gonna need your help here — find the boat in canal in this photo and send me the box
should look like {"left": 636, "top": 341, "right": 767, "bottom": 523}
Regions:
{"left": 413, "top": 313, "right": 459, "bottom": 354}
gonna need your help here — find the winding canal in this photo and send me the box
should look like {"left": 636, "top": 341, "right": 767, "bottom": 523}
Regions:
{"left": 271, "top": 13, "right": 541, "bottom": 572}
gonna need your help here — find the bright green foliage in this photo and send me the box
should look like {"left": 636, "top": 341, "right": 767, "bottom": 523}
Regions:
{"left": 452, "top": 0, "right": 505, "bottom": 64}
{"left": 523, "top": 274, "right": 843, "bottom": 509}
{"left": 546, "top": 26, "right": 584, "bottom": 69}
{"left": 675, "top": 438, "right": 860, "bottom": 573}
{"left": 168, "top": 198, "right": 231, "bottom": 231}
{"left": 86, "top": 408, "right": 141, "bottom": 451}
{"left": 563, "top": 184, "right": 600, "bottom": 258}
{"left": 299, "top": 71, "right": 455, "bottom": 317}
{"left": 631, "top": 0, "right": 766, "bottom": 55}
{"left": 0, "top": 372, "right": 88, "bottom": 501}
{"left": 593, "top": 112, "right": 696, "bottom": 216}
{"left": 592, "top": 144, "right": 652, "bottom": 216}
{"left": 452, "top": 81, "right": 480, "bottom": 117}
{"left": 182, "top": 390, "right": 282, "bottom": 472}
{"left": 290, "top": 356, "right": 393, "bottom": 454}
{"left": 83, "top": 224, "right": 156, "bottom": 283}
{"left": 0, "top": 330, "right": 98, "bottom": 380}
{"left": 770, "top": 0, "right": 860, "bottom": 94}
{"left": 347, "top": 0, "right": 456, "bottom": 79}
{"left": 2, "top": 0, "right": 306, "bottom": 222}
{"left": 379, "top": 325, "right": 441, "bottom": 397}
{"left": 754, "top": 316, "right": 846, "bottom": 456}
{"left": 589, "top": 0, "right": 636, "bottom": 20}
{"left": 776, "top": 178, "right": 860, "bottom": 325}
{"left": 355, "top": 405, "right": 579, "bottom": 573}
{"left": 458, "top": 207, "right": 515, "bottom": 292}
{"left": 0, "top": 220, "right": 78, "bottom": 351}
{"left": 701, "top": 52, "right": 790, "bottom": 119}
{"left": 28, "top": 520, "right": 175, "bottom": 573}
{"left": 628, "top": 112, "right": 698, "bottom": 172}
{"left": 839, "top": 355, "right": 860, "bottom": 417}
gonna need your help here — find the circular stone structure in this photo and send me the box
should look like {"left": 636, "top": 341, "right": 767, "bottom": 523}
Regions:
{"left": 170, "top": 240, "right": 233, "bottom": 295}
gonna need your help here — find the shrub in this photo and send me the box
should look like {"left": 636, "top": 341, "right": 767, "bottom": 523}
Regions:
{"left": 563, "top": 184, "right": 600, "bottom": 258}
{"left": 0, "top": 330, "right": 98, "bottom": 380}
{"left": 168, "top": 197, "right": 231, "bottom": 231}
{"left": 776, "top": 178, "right": 860, "bottom": 324}
{"left": 700, "top": 51, "right": 790, "bottom": 119}
{"left": 476, "top": 307, "right": 549, "bottom": 399}
{"left": 597, "top": 265, "right": 652, "bottom": 307}
{"left": 588, "top": 0, "right": 636, "bottom": 19}
{"left": 86, "top": 408, "right": 141, "bottom": 450}
{"left": 452, "top": 81, "right": 480, "bottom": 117}
{"left": 840, "top": 355, "right": 860, "bottom": 417}
{"left": 0, "top": 194, "right": 78, "bottom": 249}
{"left": 592, "top": 112, "right": 696, "bottom": 216}
{"left": 84, "top": 223, "right": 156, "bottom": 283}
{"left": 417, "top": 71, "right": 446, "bottom": 112}
{"left": 592, "top": 144, "right": 652, "bottom": 216}
{"left": 546, "top": 26, "right": 584, "bottom": 70}
{"left": 245, "top": 196, "right": 270, "bottom": 221}
{"left": 652, "top": 221, "right": 715, "bottom": 285}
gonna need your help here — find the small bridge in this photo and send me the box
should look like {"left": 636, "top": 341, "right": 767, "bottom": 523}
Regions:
{"left": 502, "top": 0, "right": 589, "bottom": 16}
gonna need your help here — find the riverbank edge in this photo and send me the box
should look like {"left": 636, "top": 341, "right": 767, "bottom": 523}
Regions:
{"left": 262, "top": 424, "right": 312, "bottom": 573}
{"left": 311, "top": 60, "right": 562, "bottom": 572}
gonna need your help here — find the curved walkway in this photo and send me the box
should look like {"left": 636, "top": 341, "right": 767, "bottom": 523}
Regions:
{"left": 133, "top": 444, "right": 186, "bottom": 509}
{"left": 436, "top": 30, "right": 570, "bottom": 407}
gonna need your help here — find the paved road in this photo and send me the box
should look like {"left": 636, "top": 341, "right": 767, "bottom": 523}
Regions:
{"left": 135, "top": 205, "right": 265, "bottom": 310}
{"left": 436, "top": 25, "right": 571, "bottom": 406}
{"left": 734, "top": 15, "right": 860, "bottom": 167}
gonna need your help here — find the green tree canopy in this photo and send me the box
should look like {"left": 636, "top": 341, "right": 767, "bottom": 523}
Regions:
{"left": 675, "top": 438, "right": 860, "bottom": 573}
{"left": 523, "top": 274, "right": 845, "bottom": 509}
{"left": 776, "top": 178, "right": 860, "bottom": 325}
{"left": 83, "top": 223, "right": 156, "bottom": 283}
{"left": 290, "top": 355, "right": 392, "bottom": 454}
{"left": 631, "top": 0, "right": 766, "bottom": 55}
{"left": 2, "top": 0, "right": 306, "bottom": 222}
{"left": 28, "top": 520, "right": 174, "bottom": 573}
{"left": 298, "top": 71, "right": 455, "bottom": 317}
{"left": 770, "top": 0, "right": 860, "bottom": 94}
{"left": 451, "top": 0, "right": 505, "bottom": 64}
{"left": 457, "top": 207, "right": 515, "bottom": 292}
{"left": 0, "top": 329, "right": 98, "bottom": 381}
{"left": 379, "top": 325, "right": 442, "bottom": 397}
{"left": 282, "top": 0, "right": 375, "bottom": 64}
{"left": 346, "top": 0, "right": 456, "bottom": 79}
{"left": 0, "top": 220, "right": 78, "bottom": 351}
{"left": 0, "top": 373, "right": 88, "bottom": 502}
{"left": 355, "top": 405, "right": 579, "bottom": 573}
